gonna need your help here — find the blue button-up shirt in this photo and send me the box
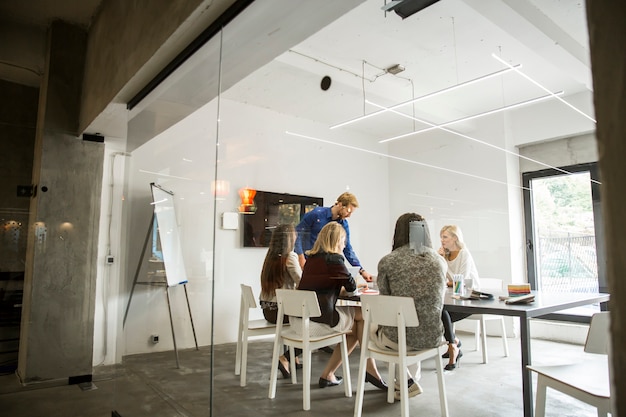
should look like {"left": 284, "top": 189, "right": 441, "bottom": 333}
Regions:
{"left": 294, "top": 206, "right": 361, "bottom": 268}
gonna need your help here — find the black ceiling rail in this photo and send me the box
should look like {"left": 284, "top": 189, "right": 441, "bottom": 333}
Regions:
{"left": 127, "top": 0, "right": 255, "bottom": 110}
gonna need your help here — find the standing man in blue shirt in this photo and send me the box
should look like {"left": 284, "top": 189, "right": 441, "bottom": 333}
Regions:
{"left": 294, "top": 192, "right": 372, "bottom": 282}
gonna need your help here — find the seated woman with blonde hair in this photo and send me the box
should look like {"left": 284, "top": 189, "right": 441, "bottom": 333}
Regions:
{"left": 296, "top": 222, "right": 386, "bottom": 389}
{"left": 438, "top": 224, "right": 480, "bottom": 370}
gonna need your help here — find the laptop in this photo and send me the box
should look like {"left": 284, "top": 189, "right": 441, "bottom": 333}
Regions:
{"left": 347, "top": 266, "right": 361, "bottom": 278}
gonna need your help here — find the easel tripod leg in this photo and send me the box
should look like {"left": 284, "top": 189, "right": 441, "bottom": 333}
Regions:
{"left": 166, "top": 286, "right": 180, "bottom": 369}
{"left": 184, "top": 284, "right": 199, "bottom": 350}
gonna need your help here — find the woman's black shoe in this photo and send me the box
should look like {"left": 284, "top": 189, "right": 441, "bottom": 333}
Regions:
{"left": 365, "top": 372, "right": 388, "bottom": 390}
{"left": 278, "top": 361, "right": 290, "bottom": 379}
{"left": 444, "top": 349, "right": 463, "bottom": 371}
{"left": 442, "top": 339, "right": 462, "bottom": 358}
{"left": 319, "top": 376, "right": 343, "bottom": 388}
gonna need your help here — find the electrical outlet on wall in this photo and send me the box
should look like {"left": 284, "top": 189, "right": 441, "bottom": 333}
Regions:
{"left": 151, "top": 334, "right": 159, "bottom": 344}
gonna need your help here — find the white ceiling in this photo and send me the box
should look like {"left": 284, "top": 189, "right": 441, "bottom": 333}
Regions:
{"left": 2, "top": 0, "right": 593, "bottom": 149}
{"left": 128, "top": 0, "right": 595, "bottom": 150}
{"left": 227, "top": 0, "right": 594, "bottom": 145}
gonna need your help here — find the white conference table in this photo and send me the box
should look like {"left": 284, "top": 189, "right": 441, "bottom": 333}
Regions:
{"left": 443, "top": 289, "right": 610, "bottom": 417}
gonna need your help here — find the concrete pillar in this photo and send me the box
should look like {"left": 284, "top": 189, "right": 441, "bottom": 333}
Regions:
{"left": 18, "top": 21, "right": 104, "bottom": 384}
{"left": 586, "top": 2, "right": 626, "bottom": 416}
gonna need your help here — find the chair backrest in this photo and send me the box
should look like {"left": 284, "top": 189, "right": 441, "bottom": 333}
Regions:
{"left": 275, "top": 289, "right": 321, "bottom": 319}
{"left": 240, "top": 284, "right": 257, "bottom": 309}
{"left": 584, "top": 311, "right": 611, "bottom": 354}
{"left": 360, "top": 294, "right": 419, "bottom": 328}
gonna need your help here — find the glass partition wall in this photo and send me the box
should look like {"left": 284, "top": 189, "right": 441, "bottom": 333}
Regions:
{"left": 113, "top": 0, "right": 597, "bottom": 415}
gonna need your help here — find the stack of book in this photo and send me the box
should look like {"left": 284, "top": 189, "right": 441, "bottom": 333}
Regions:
{"left": 507, "top": 284, "right": 531, "bottom": 296}
{"left": 452, "top": 290, "right": 494, "bottom": 300}
{"left": 466, "top": 290, "right": 494, "bottom": 300}
{"left": 499, "top": 293, "right": 535, "bottom": 304}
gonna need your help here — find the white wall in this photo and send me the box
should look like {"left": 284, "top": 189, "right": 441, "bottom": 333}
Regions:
{"left": 96, "top": 91, "right": 599, "bottom": 361}
{"left": 384, "top": 110, "right": 526, "bottom": 338}
{"left": 88, "top": 0, "right": 601, "bottom": 364}
{"left": 386, "top": 114, "right": 516, "bottom": 282}
{"left": 120, "top": 88, "right": 599, "bottom": 355}
{"left": 518, "top": 133, "right": 597, "bottom": 171}
{"left": 92, "top": 105, "right": 131, "bottom": 366}
{"left": 121, "top": 97, "right": 390, "bottom": 354}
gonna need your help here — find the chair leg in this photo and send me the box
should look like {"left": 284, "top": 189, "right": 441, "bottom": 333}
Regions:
{"left": 236, "top": 301, "right": 246, "bottom": 375}
{"left": 239, "top": 328, "right": 249, "bottom": 386}
{"left": 434, "top": 350, "right": 450, "bottom": 417}
{"left": 339, "top": 337, "right": 352, "bottom": 397}
{"left": 399, "top": 357, "right": 410, "bottom": 417}
{"left": 387, "top": 363, "right": 395, "bottom": 404}
{"left": 499, "top": 317, "right": 509, "bottom": 357}
{"left": 235, "top": 325, "right": 243, "bottom": 376}
{"left": 268, "top": 336, "right": 283, "bottom": 399}
{"left": 235, "top": 338, "right": 242, "bottom": 375}
{"left": 303, "top": 347, "right": 312, "bottom": 411}
{"left": 480, "top": 317, "right": 488, "bottom": 364}
{"left": 353, "top": 344, "right": 368, "bottom": 417}
{"left": 289, "top": 345, "right": 297, "bottom": 384}
{"left": 534, "top": 376, "right": 548, "bottom": 417}
{"left": 596, "top": 402, "right": 610, "bottom": 417}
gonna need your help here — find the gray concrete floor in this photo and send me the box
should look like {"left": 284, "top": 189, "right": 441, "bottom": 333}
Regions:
{"left": 0, "top": 333, "right": 601, "bottom": 417}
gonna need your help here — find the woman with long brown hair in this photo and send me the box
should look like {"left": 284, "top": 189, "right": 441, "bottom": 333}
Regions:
{"left": 259, "top": 223, "right": 302, "bottom": 377}
{"left": 260, "top": 224, "right": 301, "bottom": 322}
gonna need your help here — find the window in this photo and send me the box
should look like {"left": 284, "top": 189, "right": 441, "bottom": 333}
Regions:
{"left": 523, "top": 162, "right": 607, "bottom": 321}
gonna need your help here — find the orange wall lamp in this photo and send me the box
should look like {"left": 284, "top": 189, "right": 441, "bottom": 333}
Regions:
{"left": 238, "top": 187, "right": 257, "bottom": 214}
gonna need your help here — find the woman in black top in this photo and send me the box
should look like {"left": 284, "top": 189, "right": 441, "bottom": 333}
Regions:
{"left": 297, "top": 222, "right": 386, "bottom": 389}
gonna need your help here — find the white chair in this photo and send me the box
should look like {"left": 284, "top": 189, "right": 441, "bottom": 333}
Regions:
{"left": 527, "top": 311, "right": 612, "bottom": 417}
{"left": 235, "top": 284, "right": 281, "bottom": 387}
{"left": 354, "top": 294, "right": 449, "bottom": 417}
{"left": 464, "top": 278, "right": 509, "bottom": 363}
{"left": 268, "top": 289, "right": 352, "bottom": 411}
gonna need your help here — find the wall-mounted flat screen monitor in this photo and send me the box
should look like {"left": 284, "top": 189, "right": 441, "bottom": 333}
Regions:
{"left": 242, "top": 191, "right": 323, "bottom": 247}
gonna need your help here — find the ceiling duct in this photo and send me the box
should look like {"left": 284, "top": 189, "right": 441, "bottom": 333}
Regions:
{"left": 382, "top": 0, "right": 441, "bottom": 19}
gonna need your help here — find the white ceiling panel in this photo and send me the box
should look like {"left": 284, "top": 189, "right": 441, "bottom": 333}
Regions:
{"left": 130, "top": 0, "right": 595, "bottom": 149}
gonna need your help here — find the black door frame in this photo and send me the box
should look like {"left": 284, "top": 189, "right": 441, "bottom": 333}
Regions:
{"left": 522, "top": 162, "right": 607, "bottom": 322}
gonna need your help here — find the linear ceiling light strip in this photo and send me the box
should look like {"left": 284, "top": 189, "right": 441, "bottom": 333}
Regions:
{"left": 377, "top": 91, "right": 564, "bottom": 143}
{"left": 329, "top": 65, "right": 520, "bottom": 129}
{"left": 366, "top": 101, "right": 597, "bottom": 182}
{"left": 138, "top": 169, "right": 192, "bottom": 181}
{"left": 492, "top": 54, "right": 596, "bottom": 123}
{"left": 285, "top": 131, "right": 528, "bottom": 190}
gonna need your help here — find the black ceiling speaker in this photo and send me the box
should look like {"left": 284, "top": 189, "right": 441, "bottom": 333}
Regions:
{"left": 83, "top": 133, "right": 104, "bottom": 143}
{"left": 320, "top": 76, "right": 332, "bottom": 91}
{"left": 383, "top": 0, "right": 441, "bottom": 19}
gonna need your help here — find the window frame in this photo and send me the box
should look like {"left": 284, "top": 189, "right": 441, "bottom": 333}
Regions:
{"left": 522, "top": 162, "right": 607, "bottom": 323}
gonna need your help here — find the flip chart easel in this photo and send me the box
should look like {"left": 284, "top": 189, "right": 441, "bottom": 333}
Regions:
{"left": 123, "top": 184, "right": 198, "bottom": 368}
